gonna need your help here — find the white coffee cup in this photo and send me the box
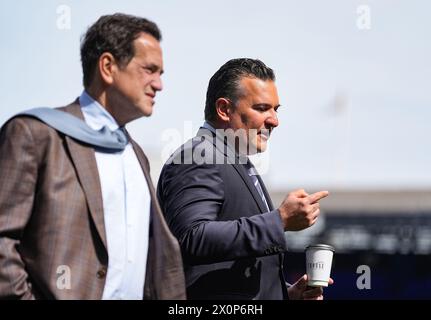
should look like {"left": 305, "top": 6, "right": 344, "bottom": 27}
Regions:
{"left": 305, "top": 244, "right": 335, "bottom": 287}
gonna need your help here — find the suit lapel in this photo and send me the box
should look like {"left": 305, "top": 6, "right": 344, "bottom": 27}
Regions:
{"left": 129, "top": 139, "right": 156, "bottom": 203}
{"left": 130, "top": 138, "right": 186, "bottom": 299}
{"left": 196, "top": 128, "right": 271, "bottom": 213}
{"left": 128, "top": 138, "right": 156, "bottom": 297}
{"left": 62, "top": 102, "right": 108, "bottom": 250}
{"left": 232, "top": 164, "right": 269, "bottom": 213}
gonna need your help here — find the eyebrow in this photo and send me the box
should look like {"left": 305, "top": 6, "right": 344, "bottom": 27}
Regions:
{"left": 139, "top": 61, "right": 163, "bottom": 75}
{"left": 252, "top": 103, "right": 281, "bottom": 108}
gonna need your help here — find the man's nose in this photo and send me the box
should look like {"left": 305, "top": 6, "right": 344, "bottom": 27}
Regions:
{"left": 266, "top": 111, "right": 279, "bottom": 128}
{"left": 152, "top": 75, "right": 163, "bottom": 91}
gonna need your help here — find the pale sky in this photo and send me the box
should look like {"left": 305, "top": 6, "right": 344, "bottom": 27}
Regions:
{"left": 1, "top": 0, "right": 430, "bottom": 191}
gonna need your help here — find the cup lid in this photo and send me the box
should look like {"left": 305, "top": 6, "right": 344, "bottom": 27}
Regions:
{"left": 305, "top": 244, "right": 335, "bottom": 252}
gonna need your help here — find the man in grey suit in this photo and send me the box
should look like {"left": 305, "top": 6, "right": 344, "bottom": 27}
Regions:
{"left": 157, "top": 58, "right": 331, "bottom": 300}
{"left": 0, "top": 13, "right": 185, "bottom": 299}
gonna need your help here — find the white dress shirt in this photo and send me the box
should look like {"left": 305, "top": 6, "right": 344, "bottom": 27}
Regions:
{"left": 80, "top": 91, "right": 151, "bottom": 300}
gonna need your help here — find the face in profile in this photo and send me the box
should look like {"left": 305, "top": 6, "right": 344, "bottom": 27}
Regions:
{"left": 227, "top": 77, "right": 280, "bottom": 154}
{"left": 109, "top": 32, "right": 164, "bottom": 122}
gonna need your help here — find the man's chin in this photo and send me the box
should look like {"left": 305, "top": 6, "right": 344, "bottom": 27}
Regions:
{"left": 256, "top": 146, "right": 267, "bottom": 153}
{"left": 137, "top": 104, "right": 154, "bottom": 117}
{"left": 248, "top": 142, "right": 267, "bottom": 154}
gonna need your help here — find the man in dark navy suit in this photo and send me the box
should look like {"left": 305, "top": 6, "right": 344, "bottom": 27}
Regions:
{"left": 157, "top": 58, "right": 331, "bottom": 300}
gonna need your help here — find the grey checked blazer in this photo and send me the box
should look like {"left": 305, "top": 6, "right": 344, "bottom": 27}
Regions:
{"left": 0, "top": 100, "right": 186, "bottom": 299}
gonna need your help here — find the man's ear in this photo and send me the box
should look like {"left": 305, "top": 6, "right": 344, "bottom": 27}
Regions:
{"left": 215, "top": 98, "right": 232, "bottom": 122}
{"left": 98, "top": 52, "right": 117, "bottom": 85}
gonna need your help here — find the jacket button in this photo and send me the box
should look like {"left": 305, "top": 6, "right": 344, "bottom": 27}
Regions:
{"left": 97, "top": 268, "right": 107, "bottom": 279}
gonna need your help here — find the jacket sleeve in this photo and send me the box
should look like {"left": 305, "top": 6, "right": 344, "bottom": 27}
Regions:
{"left": 0, "top": 118, "right": 38, "bottom": 299}
{"left": 157, "top": 161, "right": 287, "bottom": 265}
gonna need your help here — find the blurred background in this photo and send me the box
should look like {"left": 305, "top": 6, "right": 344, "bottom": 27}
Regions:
{"left": 1, "top": 0, "right": 430, "bottom": 299}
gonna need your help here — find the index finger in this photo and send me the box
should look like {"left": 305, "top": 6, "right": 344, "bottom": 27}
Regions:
{"left": 308, "top": 191, "right": 329, "bottom": 204}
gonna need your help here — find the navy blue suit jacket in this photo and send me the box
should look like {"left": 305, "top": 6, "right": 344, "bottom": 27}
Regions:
{"left": 157, "top": 128, "right": 289, "bottom": 299}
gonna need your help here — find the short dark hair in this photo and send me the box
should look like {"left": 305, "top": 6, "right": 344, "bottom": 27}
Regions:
{"left": 204, "top": 58, "right": 275, "bottom": 122}
{"left": 80, "top": 13, "right": 161, "bottom": 88}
